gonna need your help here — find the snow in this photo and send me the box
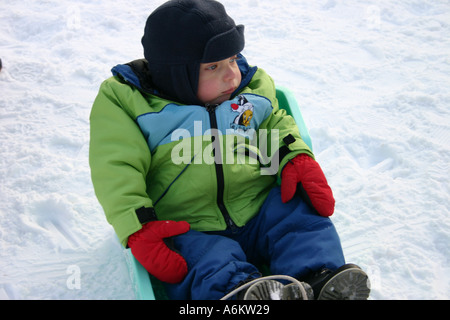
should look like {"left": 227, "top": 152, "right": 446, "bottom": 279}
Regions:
{"left": 1, "top": 0, "right": 449, "bottom": 300}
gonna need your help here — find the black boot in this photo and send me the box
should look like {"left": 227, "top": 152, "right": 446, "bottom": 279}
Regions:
{"left": 303, "top": 264, "right": 371, "bottom": 300}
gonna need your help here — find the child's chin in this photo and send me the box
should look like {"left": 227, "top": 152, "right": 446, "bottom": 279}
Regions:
{"left": 211, "top": 94, "right": 231, "bottom": 105}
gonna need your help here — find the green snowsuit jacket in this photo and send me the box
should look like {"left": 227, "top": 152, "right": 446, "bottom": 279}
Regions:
{"left": 89, "top": 57, "right": 313, "bottom": 247}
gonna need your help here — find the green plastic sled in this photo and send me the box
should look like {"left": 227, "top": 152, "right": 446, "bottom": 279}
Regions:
{"left": 124, "top": 86, "right": 313, "bottom": 300}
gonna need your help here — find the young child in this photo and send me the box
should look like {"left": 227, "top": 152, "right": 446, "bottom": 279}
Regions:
{"left": 89, "top": 0, "right": 370, "bottom": 300}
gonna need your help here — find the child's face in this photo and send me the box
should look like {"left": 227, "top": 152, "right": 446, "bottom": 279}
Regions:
{"left": 197, "top": 56, "right": 242, "bottom": 105}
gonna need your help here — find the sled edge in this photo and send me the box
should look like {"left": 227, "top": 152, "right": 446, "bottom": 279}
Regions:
{"left": 276, "top": 86, "right": 313, "bottom": 151}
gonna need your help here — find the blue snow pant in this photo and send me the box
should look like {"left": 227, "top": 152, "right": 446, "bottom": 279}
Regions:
{"left": 163, "top": 186, "right": 345, "bottom": 300}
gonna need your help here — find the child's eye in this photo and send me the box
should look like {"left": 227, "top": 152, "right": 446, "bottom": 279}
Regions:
{"left": 206, "top": 64, "right": 217, "bottom": 71}
{"left": 230, "top": 55, "right": 240, "bottom": 63}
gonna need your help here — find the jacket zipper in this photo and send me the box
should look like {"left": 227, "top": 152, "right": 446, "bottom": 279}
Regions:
{"left": 206, "top": 104, "right": 236, "bottom": 230}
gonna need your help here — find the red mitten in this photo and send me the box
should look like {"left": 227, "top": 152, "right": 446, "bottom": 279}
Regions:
{"left": 281, "top": 154, "right": 335, "bottom": 217}
{"left": 128, "top": 220, "right": 190, "bottom": 284}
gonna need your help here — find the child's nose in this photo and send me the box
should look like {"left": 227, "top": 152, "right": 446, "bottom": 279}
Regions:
{"left": 223, "top": 65, "right": 237, "bottom": 81}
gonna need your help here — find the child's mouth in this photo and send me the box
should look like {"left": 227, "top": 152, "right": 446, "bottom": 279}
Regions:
{"left": 223, "top": 87, "right": 236, "bottom": 95}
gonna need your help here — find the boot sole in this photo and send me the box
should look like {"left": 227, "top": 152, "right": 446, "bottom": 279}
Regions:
{"left": 244, "top": 280, "right": 284, "bottom": 300}
{"left": 317, "top": 267, "right": 371, "bottom": 300}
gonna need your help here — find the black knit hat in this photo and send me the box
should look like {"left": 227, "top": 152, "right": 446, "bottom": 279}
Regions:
{"left": 142, "top": 0, "right": 245, "bottom": 105}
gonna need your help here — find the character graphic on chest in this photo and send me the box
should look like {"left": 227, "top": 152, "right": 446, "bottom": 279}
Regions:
{"left": 230, "top": 95, "right": 254, "bottom": 131}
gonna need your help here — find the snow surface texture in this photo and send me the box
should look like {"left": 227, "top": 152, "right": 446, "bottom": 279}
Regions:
{"left": 1, "top": 0, "right": 449, "bottom": 300}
